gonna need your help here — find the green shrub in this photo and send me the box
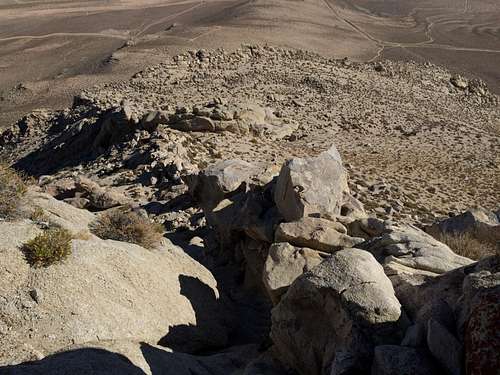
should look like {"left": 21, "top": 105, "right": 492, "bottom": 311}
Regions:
{"left": 90, "top": 210, "right": 164, "bottom": 249}
{"left": 0, "top": 163, "right": 27, "bottom": 219}
{"left": 30, "top": 206, "right": 47, "bottom": 223}
{"left": 434, "top": 231, "right": 496, "bottom": 260}
{"left": 24, "top": 228, "right": 73, "bottom": 267}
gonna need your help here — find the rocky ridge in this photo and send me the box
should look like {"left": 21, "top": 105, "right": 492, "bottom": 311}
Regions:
{"left": 0, "top": 46, "right": 499, "bottom": 374}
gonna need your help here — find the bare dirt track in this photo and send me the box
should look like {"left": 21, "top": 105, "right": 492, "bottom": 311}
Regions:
{"left": 0, "top": 0, "right": 499, "bottom": 128}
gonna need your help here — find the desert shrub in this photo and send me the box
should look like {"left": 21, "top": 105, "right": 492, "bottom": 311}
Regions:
{"left": 24, "top": 228, "right": 73, "bottom": 267}
{"left": 90, "top": 210, "right": 164, "bottom": 249}
{"left": 30, "top": 206, "right": 47, "bottom": 223}
{"left": 434, "top": 231, "right": 496, "bottom": 260}
{"left": 0, "top": 163, "right": 27, "bottom": 219}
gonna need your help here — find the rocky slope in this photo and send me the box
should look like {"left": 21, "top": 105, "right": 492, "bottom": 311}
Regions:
{"left": 0, "top": 46, "right": 499, "bottom": 374}
{"left": 2, "top": 46, "right": 498, "bottom": 226}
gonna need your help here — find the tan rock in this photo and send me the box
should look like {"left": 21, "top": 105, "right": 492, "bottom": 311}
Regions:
{"left": 262, "top": 242, "right": 326, "bottom": 303}
{"left": 275, "top": 217, "right": 364, "bottom": 252}
{"left": 0, "top": 196, "right": 228, "bottom": 365}
{"left": 274, "top": 145, "right": 349, "bottom": 222}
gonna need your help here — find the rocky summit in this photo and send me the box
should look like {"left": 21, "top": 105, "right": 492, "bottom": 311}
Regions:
{"left": 0, "top": 45, "right": 499, "bottom": 375}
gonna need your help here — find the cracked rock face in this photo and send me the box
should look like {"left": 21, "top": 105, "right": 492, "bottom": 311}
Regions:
{"left": 274, "top": 145, "right": 349, "bottom": 222}
{"left": 270, "top": 248, "right": 409, "bottom": 375}
{"left": 363, "top": 223, "right": 474, "bottom": 275}
{"left": 262, "top": 242, "right": 327, "bottom": 304}
{"left": 169, "top": 102, "right": 298, "bottom": 139}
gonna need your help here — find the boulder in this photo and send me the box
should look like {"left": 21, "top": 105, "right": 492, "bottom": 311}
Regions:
{"left": 25, "top": 190, "right": 95, "bottom": 234}
{"left": 464, "top": 283, "right": 500, "bottom": 375}
{"left": 371, "top": 345, "right": 439, "bottom": 375}
{"left": 426, "top": 319, "right": 463, "bottom": 375}
{"left": 386, "top": 261, "right": 470, "bottom": 320}
{"left": 348, "top": 217, "right": 388, "bottom": 239}
{"left": 455, "top": 266, "right": 500, "bottom": 375}
{"left": 426, "top": 208, "right": 500, "bottom": 244}
{"left": 275, "top": 217, "right": 364, "bottom": 253}
{"left": 0, "top": 196, "right": 229, "bottom": 365}
{"left": 274, "top": 145, "right": 349, "bottom": 222}
{"left": 168, "top": 102, "right": 297, "bottom": 139}
{"left": 262, "top": 242, "right": 326, "bottom": 303}
{"left": 363, "top": 224, "right": 474, "bottom": 275}
{"left": 271, "top": 248, "right": 408, "bottom": 375}
{"left": 184, "top": 159, "right": 260, "bottom": 211}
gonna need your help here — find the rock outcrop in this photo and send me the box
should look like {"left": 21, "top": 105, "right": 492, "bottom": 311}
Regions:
{"left": 271, "top": 249, "right": 408, "bottom": 375}
{"left": 1, "top": 46, "right": 498, "bottom": 374}
{"left": 275, "top": 217, "right": 364, "bottom": 252}
{"left": 169, "top": 102, "right": 298, "bottom": 139}
{"left": 426, "top": 208, "right": 500, "bottom": 244}
{"left": 0, "top": 194, "right": 229, "bottom": 365}
{"left": 362, "top": 223, "right": 474, "bottom": 275}
{"left": 262, "top": 242, "right": 326, "bottom": 303}
{"left": 274, "top": 145, "right": 350, "bottom": 222}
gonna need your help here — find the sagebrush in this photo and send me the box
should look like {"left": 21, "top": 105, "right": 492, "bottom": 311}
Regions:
{"left": 90, "top": 210, "right": 164, "bottom": 249}
{"left": 434, "top": 231, "right": 496, "bottom": 260}
{"left": 24, "top": 228, "right": 73, "bottom": 267}
{"left": 0, "top": 163, "right": 27, "bottom": 219}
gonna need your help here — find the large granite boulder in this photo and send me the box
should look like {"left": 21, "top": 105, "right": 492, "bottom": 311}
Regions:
{"left": 184, "top": 159, "right": 260, "bottom": 211}
{"left": 426, "top": 319, "right": 463, "bottom": 375}
{"left": 363, "top": 224, "right": 474, "bottom": 275}
{"left": 271, "top": 248, "right": 408, "bottom": 375}
{"left": 456, "top": 264, "right": 500, "bottom": 375}
{"left": 275, "top": 217, "right": 364, "bottom": 252}
{"left": 0, "top": 195, "right": 229, "bottom": 365}
{"left": 274, "top": 145, "right": 349, "bottom": 222}
{"left": 426, "top": 208, "right": 500, "bottom": 244}
{"left": 262, "top": 242, "right": 326, "bottom": 303}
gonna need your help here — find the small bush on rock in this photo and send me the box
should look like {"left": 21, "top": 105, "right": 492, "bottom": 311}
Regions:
{"left": 90, "top": 210, "right": 164, "bottom": 249}
{"left": 24, "top": 228, "right": 73, "bottom": 267}
{"left": 0, "top": 163, "right": 27, "bottom": 219}
{"left": 434, "top": 231, "right": 496, "bottom": 260}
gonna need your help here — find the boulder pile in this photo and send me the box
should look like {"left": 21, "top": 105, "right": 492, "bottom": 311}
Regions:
{"left": 184, "top": 142, "right": 499, "bottom": 375}
{"left": 0, "top": 46, "right": 499, "bottom": 375}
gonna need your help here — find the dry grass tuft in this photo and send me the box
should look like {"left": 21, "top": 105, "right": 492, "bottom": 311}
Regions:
{"left": 0, "top": 163, "right": 28, "bottom": 219}
{"left": 24, "top": 228, "right": 73, "bottom": 267}
{"left": 90, "top": 209, "right": 164, "bottom": 249}
{"left": 434, "top": 231, "right": 496, "bottom": 260}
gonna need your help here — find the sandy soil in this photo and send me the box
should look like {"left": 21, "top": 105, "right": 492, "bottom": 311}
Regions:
{"left": 0, "top": 0, "right": 498, "bottom": 128}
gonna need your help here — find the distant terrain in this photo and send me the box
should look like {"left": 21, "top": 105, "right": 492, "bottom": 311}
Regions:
{"left": 0, "top": 0, "right": 499, "bottom": 127}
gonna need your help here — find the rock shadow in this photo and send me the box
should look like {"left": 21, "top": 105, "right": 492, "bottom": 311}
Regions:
{"left": 157, "top": 274, "right": 230, "bottom": 354}
{"left": 139, "top": 342, "right": 258, "bottom": 375}
{"left": 14, "top": 106, "right": 140, "bottom": 177}
{"left": 0, "top": 348, "right": 145, "bottom": 375}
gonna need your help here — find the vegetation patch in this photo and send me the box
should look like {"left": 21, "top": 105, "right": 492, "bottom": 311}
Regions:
{"left": 90, "top": 209, "right": 164, "bottom": 249}
{"left": 24, "top": 228, "right": 73, "bottom": 267}
{"left": 434, "top": 231, "right": 496, "bottom": 260}
{"left": 0, "top": 163, "right": 28, "bottom": 219}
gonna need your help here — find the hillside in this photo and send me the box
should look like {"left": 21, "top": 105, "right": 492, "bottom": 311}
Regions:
{"left": 0, "top": 46, "right": 499, "bottom": 374}
{"left": 1, "top": 0, "right": 499, "bottom": 128}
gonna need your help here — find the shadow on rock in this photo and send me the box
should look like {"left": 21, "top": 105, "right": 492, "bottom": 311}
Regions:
{"left": 14, "top": 106, "right": 141, "bottom": 177}
{"left": 0, "top": 348, "right": 145, "bottom": 375}
{"left": 140, "top": 342, "right": 260, "bottom": 375}
{"left": 158, "top": 275, "right": 230, "bottom": 354}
